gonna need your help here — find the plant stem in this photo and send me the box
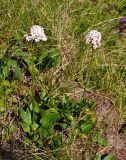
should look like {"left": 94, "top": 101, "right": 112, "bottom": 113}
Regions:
{"left": 86, "top": 46, "right": 94, "bottom": 86}
{"left": 31, "top": 43, "right": 35, "bottom": 122}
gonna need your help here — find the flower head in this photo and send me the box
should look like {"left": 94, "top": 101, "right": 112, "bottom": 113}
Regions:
{"left": 24, "top": 34, "right": 33, "bottom": 42}
{"left": 85, "top": 30, "right": 102, "bottom": 49}
{"left": 24, "top": 25, "right": 47, "bottom": 42}
{"left": 119, "top": 17, "right": 126, "bottom": 34}
{"left": 120, "top": 17, "right": 126, "bottom": 25}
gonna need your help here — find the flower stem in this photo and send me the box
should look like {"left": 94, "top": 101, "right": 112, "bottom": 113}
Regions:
{"left": 31, "top": 43, "right": 35, "bottom": 122}
{"left": 86, "top": 46, "right": 94, "bottom": 86}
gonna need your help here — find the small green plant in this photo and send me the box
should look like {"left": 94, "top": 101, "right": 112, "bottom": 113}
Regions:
{"left": 95, "top": 153, "right": 114, "bottom": 160}
{"left": 20, "top": 93, "right": 96, "bottom": 150}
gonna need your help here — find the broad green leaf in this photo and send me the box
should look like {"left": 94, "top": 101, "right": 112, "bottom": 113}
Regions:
{"left": 30, "top": 103, "right": 40, "bottom": 113}
{"left": 22, "top": 123, "right": 30, "bottom": 132}
{"left": 93, "top": 132, "right": 108, "bottom": 147}
{"left": 40, "top": 111, "right": 60, "bottom": 127}
{"left": 39, "top": 126, "right": 53, "bottom": 137}
{"left": 103, "top": 154, "right": 114, "bottom": 160}
{"left": 61, "top": 123, "right": 68, "bottom": 129}
{"left": 20, "top": 109, "right": 31, "bottom": 125}
{"left": 81, "top": 123, "right": 95, "bottom": 133}
{"left": 34, "top": 104, "right": 40, "bottom": 113}
{"left": 40, "top": 90, "right": 46, "bottom": 99}
{"left": 31, "top": 122, "right": 39, "bottom": 131}
{"left": 3, "top": 60, "right": 18, "bottom": 77}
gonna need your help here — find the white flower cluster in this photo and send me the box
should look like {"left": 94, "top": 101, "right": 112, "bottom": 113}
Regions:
{"left": 24, "top": 25, "right": 47, "bottom": 42}
{"left": 85, "top": 30, "right": 102, "bottom": 49}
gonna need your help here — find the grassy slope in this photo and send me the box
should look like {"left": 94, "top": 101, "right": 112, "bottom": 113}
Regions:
{"left": 0, "top": 0, "right": 126, "bottom": 159}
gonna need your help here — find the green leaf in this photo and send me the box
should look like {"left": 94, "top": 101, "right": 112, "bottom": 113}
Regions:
{"left": 40, "top": 110, "right": 61, "bottom": 138}
{"left": 37, "top": 139, "right": 44, "bottom": 147}
{"left": 62, "top": 95, "right": 69, "bottom": 105}
{"left": 30, "top": 103, "right": 40, "bottom": 113}
{"left": 103, "top": 154, "right": 114, "bottom": 160}
{"left": 79, "top": 99, "right": 87, "bottom": 108}
{"left": 31, "top": 122, "right": 39, "bottom": 131}
{"left": 41, "top": 90, "right": 46, "bottom": 97}
{"left": 13, "top": 49, "right": 29, "bottom": 59}
{"left": 95, "top": 153, "right": 101, "bottom": 160}
{"left": 39, "top": 126, "right": 53, "bottom": 137}
{"left": 22, "top": 123, "right": 30, "bottom": 132}
{"left": 14, "top": 32, "right": 22, "bottom": 41}
{"left": 40, "top": 111, "right": 60, "bottom": 127}
{"left": 29, "top": 103, "right": 33, "bottom": 111}
{"left": 65, "top": 113, "right": 74, "bottom": 121}
{"left": 61, "top": 123, "right": 68, "bottom": 129}
{"left": 83, "top": 114, "right": 91, "bottom": 121}
{"left": 34, "top": 104, "right": 40, "bottom": 113}
{"left": 93, "top": 132, "right": 108, "bottom": 147}
{"left": 33, "top": 134, "right": 39, "bottom": 141}
{"left": 2, "top": 60, "right": 21, "bottom": 78}
{"left": 23, "top": 136, "right": 30, "bottom": 146}
{"left": 20, "top": 109, "right": 31, "bottom": 125}
{"left": 38, "top": 53, "right": 47, "bottom": 63}
{"left": 81, "top": 123, "right": 95, "bottom": 133}
{"left": 53, "top": 135, "right": 63, "bottom": 148}
{"left": 0, "top": 99, "right": 6, "bottom": 112}
{"left": 13, "top": 49, "right": 40, "bottom": 74}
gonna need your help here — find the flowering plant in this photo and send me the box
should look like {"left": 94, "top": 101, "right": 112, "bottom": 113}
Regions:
{"left": 24, "top": 25, "right": 47, "bottom": 42}
{"left": 85, "top": 30, "right": 102, "bottom": 49}
{"left": 24, "top": 25, "right": 48, "bottom": 122}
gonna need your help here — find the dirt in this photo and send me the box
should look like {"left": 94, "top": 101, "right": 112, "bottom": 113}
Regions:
{"left": 0, "top": 140, "right": 31, "bottom": 160}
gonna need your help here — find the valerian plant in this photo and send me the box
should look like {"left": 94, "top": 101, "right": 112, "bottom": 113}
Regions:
{"left": 85, "top": 30, "right": 102, "bottom": 49}
{"left": 20, "top": 93, "right": 97, "bottom": 149}
{"left": 24, "top": 25, "right": 48, "bottom": 122}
